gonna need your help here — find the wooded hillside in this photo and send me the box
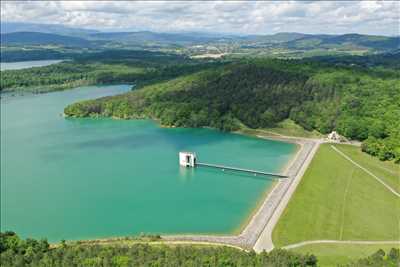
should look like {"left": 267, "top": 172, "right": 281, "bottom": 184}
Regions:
{"left": 0, "top": 50, "right": 218, "bottom": 93}
{"left": 64, "top": 58, "right": 400, "bottom": 163}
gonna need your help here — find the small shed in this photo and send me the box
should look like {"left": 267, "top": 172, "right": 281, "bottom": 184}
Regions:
{"left": 328, "top": 131, "right": 341, "bottom": 142}
{"left": 179, "top": 152, "right": 197, "bottom": 167}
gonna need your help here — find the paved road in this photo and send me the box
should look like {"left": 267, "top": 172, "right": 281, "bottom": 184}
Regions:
{"left": 253, "top": 139, "right": 322, "bottom": 252}
{"left": 283, "top": 240, "right": 400, "bottom": 250}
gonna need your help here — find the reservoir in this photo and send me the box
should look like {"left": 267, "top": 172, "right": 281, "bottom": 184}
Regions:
{"left": 0, "top": 60, "right": 64, "bottom": 71}
{"left": 1, "top": 85, "right": 297, "bottom": 242}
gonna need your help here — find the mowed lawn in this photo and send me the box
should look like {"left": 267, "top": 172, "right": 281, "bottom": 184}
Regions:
{"left": 336, "top": 144, "right": 400, "bottom": 194}
{"left": 292, "top": 244, "right": 399, "bottom": 267}
{"left": 272, "top": 144, "right": 400, "bottom": 247}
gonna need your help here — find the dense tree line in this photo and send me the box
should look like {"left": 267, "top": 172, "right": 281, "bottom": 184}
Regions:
{"left": 0, "top": 47, "right": 189, "bottom": 63}
{"left": 2, "top": 232, "right": 399, "bottom": 266}
{"left": 1, "top": 62, "right": 96, "bottom": 92}
{"left": 64, "top": 58, "right": 400, "bottom": 163}
{"left": 1, "top": 232, "right": 319, "bottom": 267}
{"left": 1, "top": 50, "right": 222, "bottom": 93}
{"left": 344, "top": 248, "right": 400, "bottom": 267}
{"left": 64, "top": 60, "right": 311, "bottom": 130}
{"left": 0, "top": 48, "right": 71, "bottom": 62}
{"left": 302, "top": 51, "right": 400, "bottom": 69}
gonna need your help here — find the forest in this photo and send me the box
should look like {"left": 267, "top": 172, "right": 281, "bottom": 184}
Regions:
{"left": 1, "top": 231, "right": 399, "bottom": 267}
{"left": 2, "top": 50, "right": 399, "bottom": 163}
{"left": 1, "top": 50, "right": 221, "bottom": 93}
{"left": 64, "top": 57, "right": 400, "bottom": 163}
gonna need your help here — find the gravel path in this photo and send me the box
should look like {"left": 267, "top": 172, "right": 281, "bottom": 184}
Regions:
{"left": 163, "top": 137, "right": 319, "bottom": 250}
{"left": 253, "top": 139, "right": 321, "bottom": 252}
{"left": 283, "top": 240, "right": 400, "bottom": 250}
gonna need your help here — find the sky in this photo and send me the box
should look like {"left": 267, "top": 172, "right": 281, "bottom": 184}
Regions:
{"left": 1, "top": 1, "right": 399, "bottom": 36}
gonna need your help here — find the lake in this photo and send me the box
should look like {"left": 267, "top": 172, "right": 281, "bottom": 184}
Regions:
{"left": 0, "top": 60, "right": 64, "bottom": 71}
{"left": 1, "top": 85, "right": 297, "bottom": 242}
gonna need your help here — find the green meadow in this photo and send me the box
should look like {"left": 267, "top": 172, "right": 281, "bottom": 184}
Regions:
{"left": 272, "top": 144, "right": 399, "bottom": 264}
{"left": 337, "top": 144, "right": 400, "bottom": 194}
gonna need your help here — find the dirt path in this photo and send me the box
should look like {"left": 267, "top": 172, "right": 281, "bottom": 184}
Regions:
{"left": 282, "top": 240, "right": 400, "bottom": 250}
{"left": 331, "top": 145, "right": 400, "bottom": 197}
{"left": 339, "top": 169, "right": 354, "bottom": 240}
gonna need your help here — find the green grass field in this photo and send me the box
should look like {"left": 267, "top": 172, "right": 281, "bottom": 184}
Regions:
{"left": 241, "top": 119, "right": 322, "bottom": 139}
{"left": 336, "top": 144, "right": 399, "bottom": 194}
{"left": 264, "top": 119, "right": 323, "bottom": 138}
{"left": 272, "top": 144, "right": 399, "bottom": 264}
{"left": 292, "top": 244, "right": 399, "bottom": 267}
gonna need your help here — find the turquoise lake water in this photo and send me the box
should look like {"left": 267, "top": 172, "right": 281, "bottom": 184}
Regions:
{"left": 1, "top": 85, "right": 297, "bottom": 242}
{"left": 0, "top": 60, "right": 64, "bottom": 71}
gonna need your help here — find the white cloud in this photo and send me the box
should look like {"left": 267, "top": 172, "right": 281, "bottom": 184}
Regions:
{"left": 1, "top": 1, "right": 399, "bottom": 35}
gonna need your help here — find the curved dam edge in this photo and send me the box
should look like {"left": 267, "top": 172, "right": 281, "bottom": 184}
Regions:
{"left": 163, "top": 136, "right": 320, "bottom": 251}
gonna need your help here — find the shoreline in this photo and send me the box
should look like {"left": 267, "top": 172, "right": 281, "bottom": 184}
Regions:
{"left": 253, "top": 138, "right": 321, "bottom": 252}
{"left": 162, "top": 135, "right": 319, "bottom": 249}
{"left": 47, "top": 133, "right": 316, "bottom": 250}
{"left": 39, "top": 111, "right": 317, "bottom": 249}
{"left": 233, "top": 137, "right": 302, "bottom": 236}
{"left": 233, "top": 179, "right": 279, "bottom": 236}
{"left": 6, "top": 84, "right": 382, "bottom": 251}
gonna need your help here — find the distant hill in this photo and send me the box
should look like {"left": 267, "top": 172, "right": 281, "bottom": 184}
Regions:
{"left": 88, "top": 31, "right": 221, "bottom": 44}
{"left": 303, "top": 50, "right": 400, "bottom": 68}
{"left": 1, "top": 32, "right": 93, "bottom": 47}
{"left": 90, "top": 31, "right": 314, "bottom": 45}
{"left": 242, "top": 32, "right": 309, "bottom": 43}
{"left": 286, "top": 33, "right": 399, "bottom": 51}
{"left": 89, "top": 31, "right": 399, "bottom": 52}
{"left": 323, "top": 33, "right": 399, "bottom": 50}
{"left": 1, "top": 22, "right": 98, "bottom": 36}
{"left": 1, "top": 24, "right": 398, "bottom": 54}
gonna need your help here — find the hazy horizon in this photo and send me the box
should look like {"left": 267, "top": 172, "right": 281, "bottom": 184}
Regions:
{"left": 1, "top": 1, "right": 399, "bottom": 36}
{"left": 2, "top": 21, "right": 399, "bottom": 38}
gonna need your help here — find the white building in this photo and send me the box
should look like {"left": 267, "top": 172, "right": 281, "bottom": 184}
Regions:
{"left": 179, "top": 152, "right": 197, "bottom": 167}
{"left": 328, "top": 131, "right": 341, "bottom": 142}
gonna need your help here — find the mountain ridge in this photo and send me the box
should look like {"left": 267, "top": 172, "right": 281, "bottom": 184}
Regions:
{"left": 1, "top": 31, "right": 93, "bottom": 47}
{"left": 1, "top": 27, "right": 399, "bottom": 54}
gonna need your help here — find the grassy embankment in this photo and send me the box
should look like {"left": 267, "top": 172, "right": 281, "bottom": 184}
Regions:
{"left": 272, "top": 144, "right": 400, "bottom": 266}
{"left": 240, "top": 119, "right": 323, "bottom": 139}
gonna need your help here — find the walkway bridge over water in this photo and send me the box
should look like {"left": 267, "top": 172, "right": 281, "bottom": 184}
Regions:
{"left": 196, "top": 162, "right": 288, "bottom": 178}
{"left": 179, "top": 151, "right": 288, "bottom": 178}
